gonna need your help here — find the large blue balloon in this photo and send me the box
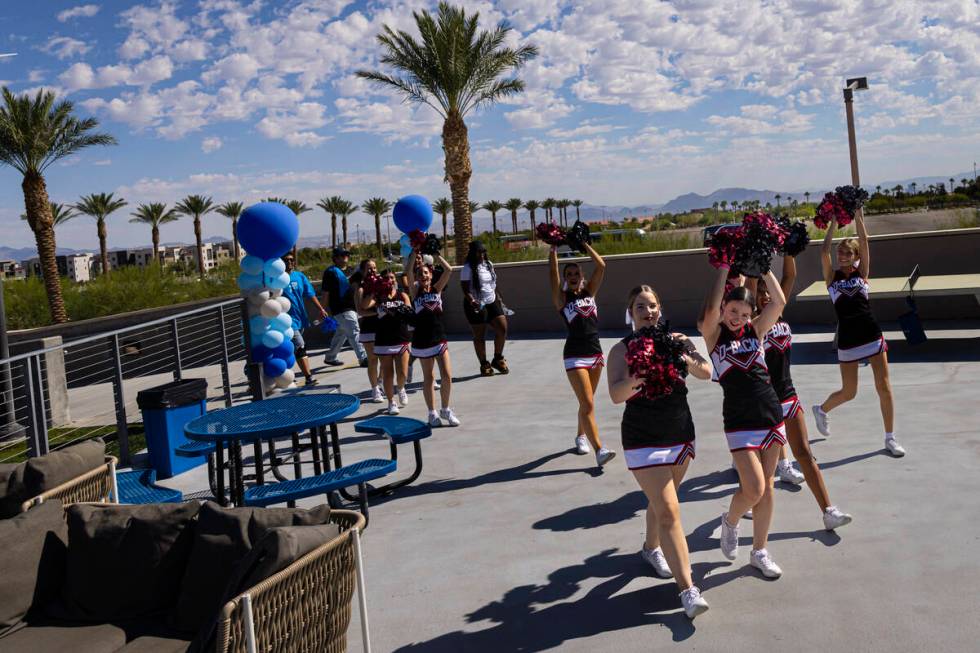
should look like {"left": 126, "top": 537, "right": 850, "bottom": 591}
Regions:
{"left": 238, "top": 202, "right": 300, "bottom": 259}
{"left": 393, "top": 195, "right": 433, "bottom": 234}
{"left": 252, "top": 344, "right": 274, "bottom": 362}
{"left": 263, "top": 357, "right": 288, "bottom": 378}
{"left": 272, "top": 342, "right": 294, "bottom": 359}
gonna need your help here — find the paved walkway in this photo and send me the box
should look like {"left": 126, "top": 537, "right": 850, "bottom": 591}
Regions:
{"left": 163, "top": 326, "right": 980, "bottom": 652}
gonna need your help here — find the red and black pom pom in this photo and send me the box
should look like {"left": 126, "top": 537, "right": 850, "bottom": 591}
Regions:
{"left": 624, "top": 322, "right": 688, "bottom": 399}
{"left": 536, "top": 222, "right": 567, "bottom": 246}
{"left": 362, "top": 272, "right": 394, "bottom": 299}
{"left": 733, "top": 211, "right": 785, "bottom": 276}
{"left": 708, "top": 225, "right": 743, "bottom": 269}
{"left": 775, "top": 215, "right": 810, "bottom": 257}
{"left": 567, "top": 220, "right": 591, "bottom": 250}
{"left": 814, "top": 185, "right": 868, "bottom": 229}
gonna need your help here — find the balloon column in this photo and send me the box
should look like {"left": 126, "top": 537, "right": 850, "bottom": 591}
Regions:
{"left": 393, "top": 195, "right": 433, "bottom": 258}
{"left": 235, "top": 202, "right": 300, "bottom": 394}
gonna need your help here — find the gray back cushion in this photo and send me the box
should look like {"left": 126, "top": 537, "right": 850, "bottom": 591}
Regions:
{"left": 0, "top": 439, "right": 106, "bottom": 519}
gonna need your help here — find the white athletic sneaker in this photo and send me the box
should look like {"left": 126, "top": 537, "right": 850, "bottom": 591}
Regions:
{"left": 427, "top": 410, "right": 443, "bottom": 427}
{"left": 719, "top": 513, "right": 739, "bottom": 560}
{"left": 595, "top": 448, "right": 616, "bottom": 467}
{"left": 812, "top": 405, "right": 831, "bottom": 436}
{"left": 574, "top": 435, "right": 590, "bottom": 455}
{"left": 371, "top": 386, "right": 384, "bottom": 403}
{"left": 386, "top": 402, "right": 400, "bottom": 416}
{"left": 885, "top": 436, "right": 906, "bottom": 457}
{"left": 750, "top": 548, "right": 783, "bottom": 578}
{"left": 434, "top": 379, "right": 441, "bottom": 390}
{"left": 640, "top": 545, "right": 673, "bottom": 579}
{"left": 823, "top": 506, "right": 853, "bottom": 531}
{"left": 743, "top": 509, "right": 753, "bottom": 520}
{"left": 679, "top": 586, "right": 709, "bottom": 620}
{"left": 397, "top": 386, "right": 409, "bottom": 407}
{"left": 439, "top": 408, "right": 460, "bottom": 427}
{"left": 776, "top": 460, "right": 805, "bottom": 485}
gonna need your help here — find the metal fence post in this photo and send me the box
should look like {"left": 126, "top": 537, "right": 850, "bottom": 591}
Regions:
{"left": 240, "top": 301, "right": 264, "bottom": 401}
{"left": 25, "top": 356, "right": 49, "bottom": 457}
{"left": 218, "top": 306, "right": 233, "bottom": 407}
{"left": 171, "top": 318, "right": 182, "bottom": 381}
{"left": 110, "top": 334, "right": 131, "bottom": 465}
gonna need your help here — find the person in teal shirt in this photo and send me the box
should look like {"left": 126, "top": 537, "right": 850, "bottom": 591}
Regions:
{"left": 281, "top": 254, "right": 327, "bottom": 385}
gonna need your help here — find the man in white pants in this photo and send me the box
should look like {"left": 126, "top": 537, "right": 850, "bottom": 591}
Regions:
{"left": 322, "top": 247, "right": 368, "bottom": 367}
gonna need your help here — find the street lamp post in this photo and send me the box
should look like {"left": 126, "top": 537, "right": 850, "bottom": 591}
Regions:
{"left": 843, "top": 77, "right": 869, "bottom": 186}
{"left": 383, "top": 213, "right": 392, "bottom": 261}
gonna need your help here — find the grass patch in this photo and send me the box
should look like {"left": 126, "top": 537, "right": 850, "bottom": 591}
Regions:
{"left": 2, "top": 423, "right": 145, "bottom": 463}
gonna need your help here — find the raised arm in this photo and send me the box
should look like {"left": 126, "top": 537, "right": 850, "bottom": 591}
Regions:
{"left": 359, "top": 290, "right": 377, "bottom": 312}
{"left": 548, "top": 246, "right": 563, "bottom": 311}
{"left": 780, "top": 254, "right": 797, "bottom": 300}
{"left": 606, "top": 342, "right": 644, "bottom": 404}
{"left": 753, "top": 269, "right": 786, "bottom": 335}
{"left": 699, "top": 265, "right": 729, "bottom": 348}
{"left": 406, "top": 250, "right": 418, "bottom": 298}
{"left": 855, "top": 210, "right": 870, "bottom": 278}
{"left": 583, "top": 242, "right": 606, "bottom": 296}
{"left": 821, "top": 219, "right": 837, "bottom": 286}
{"left": 433, "top": 253, "right": 453, "bottom": 293}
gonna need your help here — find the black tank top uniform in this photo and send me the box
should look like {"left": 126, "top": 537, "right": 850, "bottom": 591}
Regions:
{"left": 620, "top": 336, "right": 696, "bottom": 468}
{"left": 828, "top": 269, "right": 886, "bottom": 360}
{"left": 374, "top": 295, "right": 411, "bottom": 346}
{"left": 764, "top": 319, "right": 803, "bottom": 419}
{"left": 710, "top": 322, "right": 786, "bottom": 451}
{"left": 561, "top": 290, "right": 602, "bottom": 359}
{"left": 411, "top": 290, "right": 447, "bottom": 349}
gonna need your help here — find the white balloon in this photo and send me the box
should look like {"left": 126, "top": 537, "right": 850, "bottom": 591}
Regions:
{"left": 269, "top": 288, "right": 283, "bottom": 298}
{"left": 275, "top": 369, "right": 295, "bottom": 388}
{"left": 276, "top": 296, "right": 291, "bottom": 313}
{"left": 282, "top": 327, "right": 294, "bottom": 341}
{"left": 263, "top": 258, "right": 287, "bottom": 276}
{"left": 261, "top": 330, "right": 285, "bottom": 348}
{"left": 271, "top": 313, "right": 292, "bottom": 330}
{"left": 241, "top": 255, "right": 264, "bottom": 276}
{"left": 247, "top": 289, "right": 271, "bottom": 306}
{"left": 260, "top": 299, "right": 283, "bottom": 319}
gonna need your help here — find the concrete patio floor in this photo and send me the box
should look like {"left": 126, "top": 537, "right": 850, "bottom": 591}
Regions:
{"left": 160, "top": 325, "right": 980, "bottom": 652}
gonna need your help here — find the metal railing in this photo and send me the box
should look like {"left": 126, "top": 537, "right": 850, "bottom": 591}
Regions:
{"left": 0, "top": 298, "right": 250, "bottom": 465}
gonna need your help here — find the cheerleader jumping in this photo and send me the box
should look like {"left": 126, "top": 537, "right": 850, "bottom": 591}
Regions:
{"left": 607, "top": 285, "right": 711, "bottom": 619}
{"left": 757, "top": 256, "right": 852, "bottom": 530}
{"left": 812, "top": 213, "right": 904, "bottom": 457}
{"left": 406, "top": 248, "right": 460, "bottom": 427}
{"left": 549, "top": 243, "right": 615, "bottom": 467}
{"left": 700, "top": 265, "right": 788, "bottom": 578}
{"left": 360, "top": 269, "right": 411, "bottom": 415}
{"left": 353, "top": 258, "right": 384, "bottom": 403}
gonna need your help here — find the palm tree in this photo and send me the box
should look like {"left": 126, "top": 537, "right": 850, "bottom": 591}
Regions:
{"left": 336, "top": 199, "right": 356, "bottom": 246}
{"left": 174, "top": 195, "right": 215, "bottom": 279}
{"left": 523, "top": 199, "right": 540, "bottom": 243}
{"left": 804, "top": 191, "right": 810, "bottom": 205}
{"left": 557, "top": 199, "right": 571, "bottom": 227}
{"left": 432, "top": 197, "right": 453, "bottom": 250}
{"left": 482, "top": 200, "right": 503, "bottom": 234}
{"left": 130, "top": 203, "right": 179, "bottom": 268}
{"left": 215, "top": 201, "right": 244, "bottom": 261}
{"left": 317, "top": 196, "right": 341, "bottom": 248}
{"left": 542, "top": 198, "right": 556, "bottom": 224}
{"left": 468, "top": 201, "right": 479, "bottom": 235}
{"left": 362, "top": 197, "right": 393, "bottom": 259}
{"left": 0, "top": 88, "right": 116, "bottom": 323}
{"left": 504, "top": 198, "right": 522, "bottom": 234}
{"left": 572, "top": 199, "right": 583, "bottom": 222}
{"left": 774, "top": 194, "right": 781, "bottom": 208}
{"left": 909, "top": 182, "right": 917, "bottom": 195}
{"left": 712, "top": 201, "right": 719, "bottom": 215}
{"left": 357, "top": 2, "right": 538, "bottom": 263}
{"left": 20, "top": 202, "right": 78, "bottom": 226}
{"left": 875, "top": 185, "right": 882, "bottom": 196}
{"left": 720, "top": 200, "right": 728, "bottom": 212}
{"left": 73, "top": 192, "right": 127, "bottom": 276}
{"left": 949, "top": 178, "right": 955, "bottom": 193}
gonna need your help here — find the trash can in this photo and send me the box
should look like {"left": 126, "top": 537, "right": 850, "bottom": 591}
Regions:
{"left": 136, "top": 378, "right": 208, "bottom": 479}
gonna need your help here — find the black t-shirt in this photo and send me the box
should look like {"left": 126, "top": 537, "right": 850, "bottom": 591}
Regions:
{"left": 322, "top": 265, "right": 356, "bottom": 314}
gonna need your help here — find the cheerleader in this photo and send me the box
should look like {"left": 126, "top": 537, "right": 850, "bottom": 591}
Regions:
{"left": 360, "top": 270, "right": 411, "bottom": 415}
{"left": 700, "top": 265, "right": 787, "bottom": 578}
{"left": 607, "top": 285, "right": 711, "bottom": 619}
{"left": 406, "top": 248, "right": 460, "bottom": 427}
{"left": 757, "top": 256, "right": 852, "bottom": 530}
{"left": 353, "top": 259, "right": 384, "bottom": 402}
{"left": 812, "top": 213, "right": 904, "bottom": 456}
{"left": 550, "top": 242, "right": 615, "bottom": 467}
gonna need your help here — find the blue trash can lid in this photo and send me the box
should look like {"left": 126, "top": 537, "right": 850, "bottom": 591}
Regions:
{"left": 136, "top": 378, "right": 208, "bottom": 409}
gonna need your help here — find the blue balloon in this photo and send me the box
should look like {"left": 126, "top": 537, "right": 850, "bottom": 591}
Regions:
{"left": 238, "top": 202, "right": 300, "bottom": 259}
{"left": 261, "top": 330, "right": 285, "bottom": 348}
{"left": 240, "top": 255, "right": 264, "bottom": 276}
{"left": 270, "top": 313, "right": 292, "bottom": 331}
{"left": 282, "top": 327, "right": 295, "bottom": 341}
{"left": 266, "top": 271, "right": 290, "bottom": 290}
{"left": 285, "top": 354, "right": 296, "bottom": 368}
{"left": 272, "top": 342, "right": 293, "bottom": 359}
{"left": 237, "top": 272, "right": 263, "bottom": 290}
{"left": 393, "top": 195, "right": 433, "bottom": 234}
{"left": 263, "top": 357, "right": 288, "bottom": 378}
{"left": 251, "top": 344, "right": 273, "bottom": 362}
{"left": 250, "top": 333, "right": 264, "bottom": 348}
{"left": 263, "top": 258, "right": 286, "bottom": 276}
{"left": 249, "top": 315, "right": 269, "bottom": 333}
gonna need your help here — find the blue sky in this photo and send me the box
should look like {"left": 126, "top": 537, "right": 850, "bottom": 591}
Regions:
{"left": 1, "top": 0, "right": 978, "bottom": 250}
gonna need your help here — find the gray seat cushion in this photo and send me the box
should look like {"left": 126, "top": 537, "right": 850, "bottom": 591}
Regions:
{"left": 115, "top": 634, "right": 191, "bottom": 653}
{"left": 0, "top": 463, "right": 26, "bottom": 519}
{"left": 0, "top": 500, "right": 67, "bottom": 635}
{"left": 0, "top": 621, "right": 128, "bottom": 653}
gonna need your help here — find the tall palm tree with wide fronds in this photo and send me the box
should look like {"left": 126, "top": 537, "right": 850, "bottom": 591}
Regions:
{"left": 432, "top": 197, "right": 453, "bottom": 251}
{"left": 504, "top": 198, "right": 522, "bottom": 233}
{"left": 21, "top": 202, "right": 78, "bottom": 226}
{"left": 0, "top": 88, "right": 116, "bottom": 323}
{"left": 73, "top": 193, "right": 127, "bottom": 277}
{"left": 175, "top": 194, "right": 215, "bottom": 279}
{"left": 362, "top": 197, "right": 393, "bottom": 259}
{"left": 482, "top": 200, "right": 503, "bottom": 235}
{"left": 542, "top": 198, "right": 556, "bottom": 224}
{"left": 336, "top": 199, "right": 356, "bottom": 247}
{"left": 317, "top": 196, "right": 341, "bottom": 248}
{"left": 572, "top": 199, "right": 583, "bottom": 222}
{"left": 468, "top": 201, "right": 479, "bottom": 235}
{"left": 130, "top": 203, "right": 179, "bottom": 268}
{"left": 357, "top": 2, "right": 538, "bottom": 263}
{"left": 284, "top": 200, "right": 312, "bottom": 260}
{"left": 523, "top": 199, "right": 540, "bottom": 243}
{"left": 557, "top": 199, "right": 572, "bottom": 227}
{"left": 215, "top": 201, "right": 244, "bottom": 261}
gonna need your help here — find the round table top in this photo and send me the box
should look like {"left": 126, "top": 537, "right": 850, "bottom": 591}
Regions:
{"left": 184, "top": 393, "right": 360, "bottom": 442}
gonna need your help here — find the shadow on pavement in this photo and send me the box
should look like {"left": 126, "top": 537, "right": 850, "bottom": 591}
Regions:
{"left": 533, "top": 491, "right": 647, "bottom": 532}
{"left": 790, "top": 336, "right": 980, "bottom": 365}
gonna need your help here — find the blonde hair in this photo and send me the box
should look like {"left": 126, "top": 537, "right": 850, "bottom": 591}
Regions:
{"left": 837, "top": 238, "right": 860, "bottom": 256}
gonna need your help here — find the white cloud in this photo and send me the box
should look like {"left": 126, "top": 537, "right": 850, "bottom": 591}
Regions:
{"left": 59, "top": 56, "right": 173, "bottom": 91}
{"left": 256, "top": 103, "right": 331, "bottom": 147}
{"left": 57, "top": 4, "right": 100, "bottom": 22}
{"left": 201, "top": 136, "right": 223, "bottom": 153}
{"left": 41, "top": 36, "right": 91, "bottom": 60}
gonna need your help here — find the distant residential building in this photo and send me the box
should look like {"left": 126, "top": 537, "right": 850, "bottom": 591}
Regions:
{"left": 24, "top": 253, "right": 95, "bottom": 282}
{"left": 179, "top": 241, "right": 237, "bottom": 272}
{"left": 107, "top": 246, "right": 181, "bottom": 269}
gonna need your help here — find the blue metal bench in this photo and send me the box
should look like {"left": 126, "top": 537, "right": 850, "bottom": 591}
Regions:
{"left": 349, "top": 416, "right": 431, "bottom": 496}
{"left": 116, "top": 469, "right": 183, "bottom": 504}
{"left": 243, "top": 458, "right": 396, "bottom": 523}
{"left": 175, "top": 440, "right": 216, "bottom": 457}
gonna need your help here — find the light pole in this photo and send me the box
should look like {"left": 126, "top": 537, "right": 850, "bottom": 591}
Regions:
{"left": 843, "top": 77, "right": 869, "bottom": 186}
{"left": 383, "top": 213, "right": 392, "bottom": 261}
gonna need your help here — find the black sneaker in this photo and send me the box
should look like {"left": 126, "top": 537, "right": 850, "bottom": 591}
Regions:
{"left": 359, "top": 359, "right": 369, "bottom": 368}
{"left": 306, "top": 376, "right": 319, "bottom": 386}
{"left": 324, "top": 359, "right": 344, "bottom": 367}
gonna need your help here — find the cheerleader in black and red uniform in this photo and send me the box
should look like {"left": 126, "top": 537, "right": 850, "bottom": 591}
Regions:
{"left": 549, "top": 241, "right": 615, "bottom": 467}
{"left": 812, "top": 213, "right": 904, "bottom": 457}
{"left": 360, "top": 269, "right": 411, "bottom": 415}
{"left": 406, "top": 248, "right": 460, "bottom": 427}
{"left": 607, "top": 285, "right": 712, "bottom": 619}
{"left": 700, "top": 265, "right": 787, "bottom": 578}
{"left": 757, "top": 255, "right": 852, "bottom": 530}
{"left": 353, "top": 258, "right": 384, "bottom": 403}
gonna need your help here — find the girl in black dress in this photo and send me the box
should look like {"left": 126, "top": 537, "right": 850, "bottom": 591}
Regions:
{"left": 812, "top": 213, "right": 904, "bottom": 457}
{"left": 548, "top": 241, "right": 614, "bottom": 467}
{"left": 607, "top": 285, "right": 712, "bottom": 619}
{"left": 360, "top": 269, "right": 411, "bottom": 415}
{"left": 353, "top": 258, "right": 384, "bottom": 403}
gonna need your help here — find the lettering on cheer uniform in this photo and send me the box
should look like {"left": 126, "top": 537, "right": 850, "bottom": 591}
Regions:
{"left": 711, "top": 331, "right": 768, "bottom": 381}
{"left": 562, "top": 295, "right": 598, "bottom": 323}
{"left": 414, "top": 291, "right": 443, "bottom": 314}
{"left": 765, "top": 321, "right": 792, "bottom": 352}
{"left": 829, "top": 275, "right": 870, "bottom": 303}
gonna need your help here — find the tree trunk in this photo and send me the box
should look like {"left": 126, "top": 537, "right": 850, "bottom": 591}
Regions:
{"left": 511, "top": 209, "right": 517, "bottom": 234}
{"left": 97, "top": 218, "right": 109, "bottom": 276}
{"left": 575, "top": 205, "right": 580, "bottom": 221}
{"left": 442, "top": 212, "right": 448, "bottom": 251}
{"left": 194, "top": 217, "right": 205, "bottom": 279}
{"left": 331, "top": 214, "right": 337, "bottom": 248}
{"left": 152, "top": 226, "right": 162, "bottom": 268}
{"left": 22, "top": 174, "right": 67, "bottom": 323}
{"left": 374, "top": 215, "right": 383, "bottom": 259}
{"left": 443, "top": 111, "right": 472, "bottom": 265}
{"left": 530, "top": 209, "right": 537, "bottom": 244}
{"left": 491, "top": 211, "right": 497, "bottom": 235}
{"left": 232, "top": 219, "right": 240, "bottom": 261}
{"left": 342, "top": 216, "right": 348, "bottom": 247}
